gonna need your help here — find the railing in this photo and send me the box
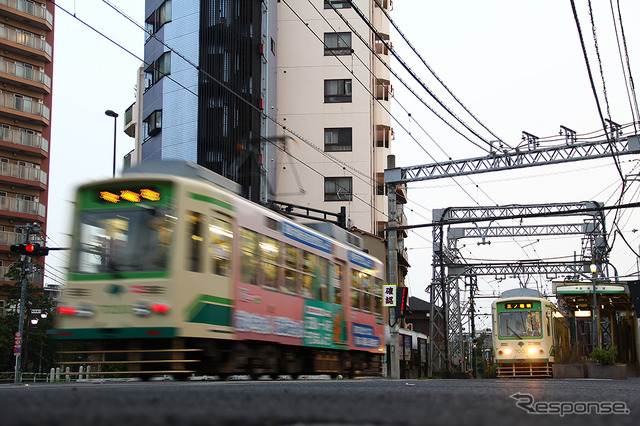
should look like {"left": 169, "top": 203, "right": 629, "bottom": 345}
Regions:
{"left": 0, "top": 0, "right": 54, "bottom": 26}
{"left": 0, "top": 92, "right": 50, "bottom": 121}
{"left": 0, "top": 195, "right": 46, "bottom": 217}
{"left": 0, "top": 230, "right": 43, "bottom": 246}
{"left": 0, "top": 162, "right": 46, "bottom": 184}
{"left": 124, "top": 104, "right": 134, "bottom": 126}
{"left": 0, "top": 127, "right": 48, "bottom": 152}
{"left": 0, "top": 24, "right": 52, "bottom": 57}
{"left": 0, "top": 372, "right": 52, "bottom": 383}
{"left": 0, "top": 58, "right": 51, "bottom": 89}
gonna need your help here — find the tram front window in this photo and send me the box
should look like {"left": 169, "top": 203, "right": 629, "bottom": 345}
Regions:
{"left": 73, "top": 208, "right": 176, "bottom": 274}
{"left": 498, "top": 311, "right": 542, "bottom": 338}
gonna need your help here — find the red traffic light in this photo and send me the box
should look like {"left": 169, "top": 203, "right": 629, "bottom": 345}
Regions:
{"left": 9, "top": 243, "right": 49, "bottom": 256}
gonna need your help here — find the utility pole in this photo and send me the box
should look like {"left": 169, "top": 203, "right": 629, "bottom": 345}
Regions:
{"left": 13, "top": 223, "right": 40, "bottom": 384}
{"left": 386, "top": 155, "right": 400, "bottom": 379}
{"left": 467, "top": 276, "right": 477, "bottom": 378}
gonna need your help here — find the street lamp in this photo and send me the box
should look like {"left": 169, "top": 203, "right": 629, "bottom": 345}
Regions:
{"left": 105, "top": 110, "right": 119, "bottom": 177}
{"left": 590, "top": 263, "right": 599, "bottom": 350}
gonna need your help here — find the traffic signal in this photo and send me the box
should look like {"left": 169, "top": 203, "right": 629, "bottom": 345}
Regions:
{"left": 10, "top": 243, "right": 49, "bottom": 256}
{"left": 395, "top": 286, "right": 409, "bottom": 318}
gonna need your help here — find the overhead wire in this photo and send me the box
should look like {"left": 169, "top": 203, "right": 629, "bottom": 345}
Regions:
{"left": 65, "top": 2, "right": 639, "bottom": 285}
{"left": 342, "top": 0, "right": 497, "bottom": 151}
{"left": 370, "top": 0, "right": 509, "bottom": 149}
{"left": 609, "top": 0, "right": 639, "bottom": 134}
{"left": 325, "top": 1, "right": 492, "bottom": 154}
{"left": 614, "top": 0, "right": 640, "bottom": 133}
{"left": 98, "top": 0, "right": 376, "bottom": 187}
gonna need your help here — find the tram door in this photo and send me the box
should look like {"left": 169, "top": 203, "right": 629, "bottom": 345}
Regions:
{"left": 182, "top": 208, "right": 235, "bottom": 338}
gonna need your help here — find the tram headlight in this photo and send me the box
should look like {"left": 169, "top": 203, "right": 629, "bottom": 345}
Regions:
{"left": 132, "top": 301, "right": 151, "bottom": 316}
{"left": 503, "top": 348, "right": 513, "bottom": 355}
{"left": 528, "top": 347, "right": 538, "bottom": 355}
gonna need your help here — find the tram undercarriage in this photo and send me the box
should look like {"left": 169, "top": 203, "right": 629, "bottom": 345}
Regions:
{"left": 55, "top": 338, "right": 382, "bottom": 380}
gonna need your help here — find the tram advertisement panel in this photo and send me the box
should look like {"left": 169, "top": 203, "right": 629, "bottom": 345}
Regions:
{"left": 303, "top": 300, "right": 346, "bottom": 349}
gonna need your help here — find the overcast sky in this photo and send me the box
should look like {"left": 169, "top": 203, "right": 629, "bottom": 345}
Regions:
{"left": 47, "top": 1, "right": 640, "bottom": 330}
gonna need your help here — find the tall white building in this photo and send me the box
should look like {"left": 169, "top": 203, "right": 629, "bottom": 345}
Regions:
{"left": 275, "top": 0, "right": 394, "bottom": 235}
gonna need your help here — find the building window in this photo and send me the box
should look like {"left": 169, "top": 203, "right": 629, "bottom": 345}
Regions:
{"left": 324, "top": 177, "right": 352, "bottom": 201}
{"left": 324, "top": 79, "right": 352, "bottom": 103}
{"left": 324, "top": 128, "right": 352, "bottom": 152}
{"left": 146, "top": 0, "right": 172, "bottom": 39}
{"left": 145, "top": 110, "right": 162, "bottom": 137}
{"left": 145, "top": 52, "right": 171, "bottom": 87}
{"left": 324, "top": 0, "right": 351, "bottom": 9}
{"left": 376, "top": 172, "right": 386, "bottom": 196}
{"left": 324, "top": 32, "right": 352, "bottom": 56}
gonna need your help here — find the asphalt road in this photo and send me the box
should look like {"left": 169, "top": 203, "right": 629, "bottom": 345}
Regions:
{"left": 1, "top": 377, "right": 639, "bottom": 425}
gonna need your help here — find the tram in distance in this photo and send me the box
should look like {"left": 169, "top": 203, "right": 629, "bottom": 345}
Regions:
{"left": 51, "top": 162, "right": 386, "bottom": 379}
{"left": 492, "top": 288, "right": 569, "bottom": 378}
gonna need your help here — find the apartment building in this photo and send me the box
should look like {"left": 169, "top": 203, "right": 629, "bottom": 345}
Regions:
{"left": 133, "top": 0, "right": 407, "bottom": 266}
{"left": 0, "top": 0, "right": 53, "bottom": 312}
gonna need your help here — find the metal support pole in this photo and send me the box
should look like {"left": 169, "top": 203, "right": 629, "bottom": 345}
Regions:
{"left": 386, "top": 155, "right": 400, "bottom": 379}
{"left": 590, "top": 263, "right": 599, "bottom": 350}
{"left": 105, "top": 110, "right": 119, "bottom": 178}
{"left": 468, "top": 277, "right": 477, "bottom": 378}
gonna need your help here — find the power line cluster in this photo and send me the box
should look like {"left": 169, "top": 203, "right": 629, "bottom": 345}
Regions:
{"left": 46, "top": 1, "right": 640, "bottom": 297}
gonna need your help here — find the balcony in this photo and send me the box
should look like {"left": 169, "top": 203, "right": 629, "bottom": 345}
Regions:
{"left": 0, "top": 24, "right": 52, "bottom": 62}
{"left": 0, "top": 127, "right": 48, "bottom": 155}
{"left": 0, "top": 92, "right": 50, "bottom": 125}
{"left": 0, "top": 161, "right": 47, "bottom": 187}
{"left": 124, "top": 102, "right": 138, "bottom": 137}
{"left": 0, "top": 229, "right": 43, "bottom": 246}
{"left": 0, "top": 58, "right": 51, "bottom": 93}
{"left": 0, "top": 195, "right": 46, "bottom": 218}
{"left": 0, "top": 0, "right": 53, "bottom": 31}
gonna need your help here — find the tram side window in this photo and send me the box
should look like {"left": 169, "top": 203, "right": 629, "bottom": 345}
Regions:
{"left": 318, "top": 257, "right": 330, "bottom": 302}
{"left": 374, "top": 278, "right": 383, "bottom": 314}
{"left": 333, "top": 264, "right": 343, "bottom": 304}
{"left": 209, "top": 217, "right": 232, "bottom": 276}
{"left": 260, "top": 236, "right": 279, "bottom": 288}
{"left": 241, "top": 228, "right": 258, "bottom": 284}
{"left": 301, "top": 251, "right": 315, "bottom": 298}
{"left": 187, "top": 212, "right": 204, "bottom": 272}
{"left": 351, "top": 270, "right": 361, "bottom": 309}
{"left": 283, "top": 244, "right": 299, "bottom": 293}
{"left": 361, "top": 273, "right": 372, "bottom": 312}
